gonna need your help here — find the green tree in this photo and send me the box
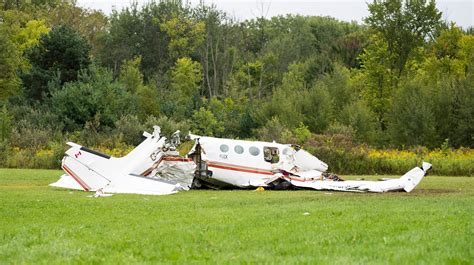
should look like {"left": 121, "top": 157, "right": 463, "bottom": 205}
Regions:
{"left": 11, "top": 19, "right": 50, "bottom": 71}
{"left": 49, "top": 67, "right": 136, "bottom": 131}
{"left": 254, "top": 62, "right": 307, "bottom": 129}
{"left": 119, "top": 56, "right": 144, "bottom": 93}
{"left": 47, "top": 1, "right": 108, "bottom": 57}
{"left": 365, "top": 0, "right": 441, "bottom": 77}
{"left": 302, "top": 83, "right": 333, "bottom": 133}
{"left": 418, "top": 26, "right": 474, "bottom": 147}
{"left": 254, "top": 116, "right": 290, "bottom": 143}
{"left": 0, "top": 105, "right": 12, "bottom": 142}
{"left": 357, "top": 35, "right": 394, "bottom": 130}
{"left": 0, "top": 26, "right": 20, "bottom": 100}
{"left": 167, "top": 57, "right": 202, "bottom": 119}
{"left": 160, "top": 14, "right": 205, "bottom": 60}
{"left": 388, "top": 80, "right": 436, "bottom": 147}
{"left": 119, "top": 56, "right": 160, "bottom": 118}
{"left": 22, "top": 25, "right": 91, "bottom": 101}
{"left": 190, "top": 107, "right": 223, "bottom": 136}
{"left": 340, "top": 100, "right": 378, "bottom": 144}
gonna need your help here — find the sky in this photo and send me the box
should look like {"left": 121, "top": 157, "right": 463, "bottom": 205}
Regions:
{"left": 76, "top": 0, "right": 474, "bottom": 28}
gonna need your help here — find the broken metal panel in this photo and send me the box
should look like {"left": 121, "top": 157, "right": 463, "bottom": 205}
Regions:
{"left": 293, "top": 149, "right": 328, "bottom": 172}
{"left": 150, "top": 157, "right": 196, "bottom": 190}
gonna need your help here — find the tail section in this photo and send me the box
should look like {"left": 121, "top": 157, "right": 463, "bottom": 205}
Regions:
{"left": 51, "top": 126, "right": 191, "bottom": 195}
{"left": 285, "top": 162, "right": 431, "bottom": 193}
{"left": 400, "top": 162, "right": 432, "bottom": 192}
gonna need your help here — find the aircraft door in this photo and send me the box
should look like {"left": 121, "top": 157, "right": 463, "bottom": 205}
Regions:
{"left": 263, "top": 147, "right": 280, "bottom": 164}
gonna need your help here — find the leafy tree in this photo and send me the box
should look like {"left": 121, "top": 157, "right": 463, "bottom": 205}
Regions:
{"left": 195, "top": 4, "right": 239, "bottom": 98}
{"left": 0, "top": 25, "right": 20, "bottom": 100}
{"left": 22, "top": 25, "right": 91, "bottom": 101}
{"left": 254, "top": 62, "right": 307, "bottom": 128}
{"left": 101, "top": 1, "right": 191, "bottom": 78}
{"left": 388, "top": 80, "right": 436, "bottom": 147}
{"left": 254, "top": 116, "right": 290, "bottom": 143}
{"left": 302, "top": 83, "right": 333, "bottom": 133}
{"left": 0, "top": 105, "right": 12, "bottom": 142}
{"left": 144, "top": 115, "right": 190, "bottom": 139}
{"left": 100, "top": 4, "right": 143, "bottom": 73}
{"left": 160, "top": 14, "right": 205, "bottom": 60}
{"left": 49, "top": 67, "right": 136, "bottom": 131}
{"left": 167, "top": 57, "right": 202, "bottom": 119}
{"left": 8, "top": 103, "right": 64, "bottom": 149}
{"left": 114, "top": 115, "right": 146, "bottom": 146}
{"left": 47, "top": 1, "right": 108, "bottom": 57}
{"left": 340, "top": 100, "right": 378, "bottom": 144}
{"left": 11, "top": 19, "right": 50, "bottom": 71}
{"left": 293, "top": 122, "right": 311, "bottom": 145}
{"left": 136, "top": 85, "right": 160, "bottom": 119}
{"left": 365, "top": 0, "right": 442, "bottom": 77}
{"left": 202, "top": 97, "right": 248, "bottom": 138}
{"left": 418, "top": 26, "right": 474, "bottom": 147}
{"left": 357, "top": 35, "right": 394, "bottom": 130}
{"left": 119, "top": 57, "right": 160, "bottom": 118}
{"left": 119, "top": 56, "right": 144, "bottom": 93}
{"left": 320, "top": 65, "right": 355, "bottom": 113}
{"left": 190, "top": 107, "right": 223, "bottom": 136}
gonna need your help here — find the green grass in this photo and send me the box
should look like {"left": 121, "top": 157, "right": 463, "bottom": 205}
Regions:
{"left": 0, "top": 169, "right": 473, "bottom": 264}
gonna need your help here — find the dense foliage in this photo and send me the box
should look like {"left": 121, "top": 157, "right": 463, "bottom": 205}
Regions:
{"left": 0, "top": 0, "right": 473, "bottom": 173}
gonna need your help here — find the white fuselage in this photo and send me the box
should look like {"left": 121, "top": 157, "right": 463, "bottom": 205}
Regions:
{"left": 192, "top": 136, "right": 327, "bottom": 187}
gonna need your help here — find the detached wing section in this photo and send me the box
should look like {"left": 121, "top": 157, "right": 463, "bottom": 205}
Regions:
{"left": 284, "top": 162, "right": 432, "bottom": 193}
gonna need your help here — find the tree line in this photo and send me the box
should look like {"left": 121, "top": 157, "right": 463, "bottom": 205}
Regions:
{"left": 0, "top": 0, "right": 473, "bottom": 158}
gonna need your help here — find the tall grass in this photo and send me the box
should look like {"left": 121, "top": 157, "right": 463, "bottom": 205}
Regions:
{"left": 1, "top": 135, "right": 473, "bottom": 176}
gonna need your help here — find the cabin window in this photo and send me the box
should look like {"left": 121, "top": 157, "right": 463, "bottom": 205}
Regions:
{"left": 220, "top": 144, "right": 229, "bottom": 153}
{"left": 249, "top": 146, "right": 260, "bottom": 156}
{"left": 264, "top": 147, "right": 280, "bottom": 163}
{"left": 234, "top": 145, "right": 244, "bottom": 154}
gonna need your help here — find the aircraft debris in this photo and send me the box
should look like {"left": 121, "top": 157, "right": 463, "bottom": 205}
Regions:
{"left": 51, "top": 126, "right": 432, "bottom": 195}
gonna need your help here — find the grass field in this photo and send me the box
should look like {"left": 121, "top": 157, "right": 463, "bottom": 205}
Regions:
{"left": 0, "top": 169, "right": 472, "bottom": 264}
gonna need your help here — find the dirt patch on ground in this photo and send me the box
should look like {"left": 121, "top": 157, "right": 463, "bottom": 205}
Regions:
{"left": 414, "top": 188, "right": 458, "bottom": 195}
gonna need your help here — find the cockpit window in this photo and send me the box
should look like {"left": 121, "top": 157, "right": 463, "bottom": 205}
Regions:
{"left": 263, "top": 147, "right": 279, "bottom": 163}
{"left": 249, "top": 146, "right": 260, "bottom": 156}
{"left": 220, "top": 144, "right": 229, "bottom": 153}
{"left": 234, "top": 145, "right": 244, "bottom": 154}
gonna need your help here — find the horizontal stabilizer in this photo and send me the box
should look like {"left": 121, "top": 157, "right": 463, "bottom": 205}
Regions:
{"left": 102, "top": 174, "right": 180, "bottom": 195}
{"left": 49, "top": 174, "right": 84, "bottom": 190}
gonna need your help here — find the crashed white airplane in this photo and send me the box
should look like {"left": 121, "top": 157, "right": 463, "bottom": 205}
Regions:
{"left": 51, "top": 126, "right": 432, "bottom": 195}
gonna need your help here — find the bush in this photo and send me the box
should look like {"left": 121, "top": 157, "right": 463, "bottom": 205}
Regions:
{"left": 8, "top": 104, "right": 63, "bottom": 150}
{"left": 49, "top": 67, "right": 137, "bottom": 131}
{"left": 144, "top": 115, "right": 190, "bottom": 139}
{"left": 303, "top": 133, "right": 474, "bottom": 176}
{"left": 115, "top": 115, "right": 146, "bottom": 146}
{"left": 190, "top": 107, "right": 224, "bottom": 137}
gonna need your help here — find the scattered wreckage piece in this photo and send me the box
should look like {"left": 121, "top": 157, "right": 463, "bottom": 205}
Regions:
{"left": 51, "top": 126, "right": 432, "bottom": 196}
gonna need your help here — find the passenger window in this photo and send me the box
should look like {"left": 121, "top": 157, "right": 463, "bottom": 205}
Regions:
{"left": 234, "top": 145, "right": 244, "bottom": 154}
{"left": 249, "top": 146, "right": 260, "bottom": 156}
{"left": 220, "top": 144, "right": 229, "bottom": 152}
{"left": 263, "top": 147, "right": 280, "bottom": 163}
